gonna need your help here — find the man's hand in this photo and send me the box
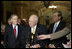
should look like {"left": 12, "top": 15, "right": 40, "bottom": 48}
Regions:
{"left": 30, "top": 44, "right": 40, "bottom": 48}
{"left": 37, "top": 35, "right": 51, "bottom": 40}
{"left": 62, "top": 40, "right": 71, "bottom": 48}
{"left": 49, "top": 44, "right": 55, "bottom": 48}
{"left": 1, "top": 41, "right": 4, "bottom": 45}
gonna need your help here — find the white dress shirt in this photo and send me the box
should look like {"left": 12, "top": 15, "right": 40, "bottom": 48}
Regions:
{"left": 53, "top": 21, "right": 60, "bottom": 33}
{"left": 55, "top": 21, "right": 60, "bottom": 27}
{"left": 12, "top": 24, "right": 18, "bottom": 38}
{"left": 31, "top": 25, "right": 37, "bottom": 34}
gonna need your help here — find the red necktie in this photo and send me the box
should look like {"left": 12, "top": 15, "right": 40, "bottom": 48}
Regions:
{"left": 14, "top": 26, "right": 16, "bottom": 38}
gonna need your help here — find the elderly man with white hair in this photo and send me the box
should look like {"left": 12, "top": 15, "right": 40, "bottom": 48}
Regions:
{"left": 24, "top": 14, "right": 47, "bottom": 48}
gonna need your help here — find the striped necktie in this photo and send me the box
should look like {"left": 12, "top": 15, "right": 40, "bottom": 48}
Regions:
{"left": 53, "top": 23, "right": 57, "bottom": 33}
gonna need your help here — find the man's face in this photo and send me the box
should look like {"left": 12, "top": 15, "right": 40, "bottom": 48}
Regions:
{"left": 12, "top": 16, "right": 18, "bottom": 25}
{"left": 52, "top": 13, "right": 60, "bottom": 23}
{"left": 29, "top": 16, "right": 36, "bottom": 27}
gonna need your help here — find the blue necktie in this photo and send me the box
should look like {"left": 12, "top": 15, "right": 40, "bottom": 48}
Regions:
{"left": 53, "top": 23, "right": 57, "bottom": 33}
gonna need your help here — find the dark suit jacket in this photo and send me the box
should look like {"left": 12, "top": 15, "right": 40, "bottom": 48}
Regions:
{"left": 4, "top": 24, "right": 24, "bottom": 48}
{"left": 48, "top": 21, "right": 67, "bottom": 48}
{"left": 24, "top": 24, "right": 47, "bottom": 48}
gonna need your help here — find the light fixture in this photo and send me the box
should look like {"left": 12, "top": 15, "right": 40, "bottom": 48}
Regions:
{"left": 49, "top": 5, "right": 57, "bottom": 8}
{"left": 48, "top": 5, "right": 57, "bottom": 12}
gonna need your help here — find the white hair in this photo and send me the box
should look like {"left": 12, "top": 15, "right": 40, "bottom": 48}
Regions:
{"left": 35, "top": 16, "right": 39, "bottom": 23}
{"left": 30, "top": 14, "right": 39, "bottom": 23}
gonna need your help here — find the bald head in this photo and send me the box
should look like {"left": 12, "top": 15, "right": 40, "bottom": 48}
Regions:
{"left": 29, "top": 14, "right": 38, "bottom": 27}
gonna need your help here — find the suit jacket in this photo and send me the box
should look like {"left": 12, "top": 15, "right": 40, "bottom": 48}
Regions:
{"left": 48, "top": 21, "right": 67, "bottom": 48}
{"left": 25, "top": 24, "right": 47, "bottom": 48}
{"left": 48, "top": 21, "right": 66, "bottom": 33}
{"left": 4, "top": 24, "right": 23, "bottom": 48}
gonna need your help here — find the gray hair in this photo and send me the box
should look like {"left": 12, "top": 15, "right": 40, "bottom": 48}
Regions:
{"left": 35, "top": 16, "right": 39, "bottom": 23}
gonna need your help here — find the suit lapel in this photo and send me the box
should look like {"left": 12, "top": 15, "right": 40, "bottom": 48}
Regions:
{"left": 17, "top": 25, "right": 20, "bottom": 39}
{"left": 55, "top": 21, "right": 61, "bottom": 32}
{"left": 28, "top": 26, "right": 31, "bottom": 38}
{"left": 52, "top": 22, "right": 61, "bottom": 33}
{"left": 29, "top": 25, "right": 38, "bottom": 38}
{"left": 35, "top": 24, "right": 40, "bottom": 35}
{"left": 10, "top": 25, "right": 16, "bottom": 39}
{"left": 52, "top": 23, "right": 55, "bottom": 33}
{"left": 11, "top": 24, "right": 20, "bottom": 39}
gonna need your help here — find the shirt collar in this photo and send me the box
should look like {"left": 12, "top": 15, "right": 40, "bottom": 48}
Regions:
{"left": 55, "top": 20, "right": 60, "bottom": 26}
{"left": 32, "top": 24, "right": 37, "bottom": 29}
{"left": 12, "top": 24, "right": 18, "bottom": 29}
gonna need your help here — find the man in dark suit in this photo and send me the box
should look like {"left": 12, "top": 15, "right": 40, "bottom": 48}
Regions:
{"left": 24, "top": 14, "right": 47, "bottom": 48}
{"left": 48, "top": 20, "right": 67, "bottom": 48}
{"left": 4, "top": 14, "right": 24, "bottom": 48}
{"left": 38, "top": 11, "right": 68, "bottom": 48}
{"left": 48, "top": 11, "right": 67, "bottom": 48}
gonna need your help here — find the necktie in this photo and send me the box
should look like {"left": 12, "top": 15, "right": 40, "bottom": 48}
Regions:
{"left": 53, "top": 23, "right": 57, "bottom": 33}
{"left": 32, "top": 27, "right": 35, "bottom": 34}
{"left": 31, "top": 27, "right": 35, "bottom": 42}
{"left": 14, "top": 26, "right": 16, "bottom": 38}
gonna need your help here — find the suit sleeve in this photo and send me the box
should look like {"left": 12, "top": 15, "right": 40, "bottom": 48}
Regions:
{"left": 49, "top": 27, "right": 70, "bottom": 40}
{"left": 38, "top": 25, "right": 48, "bottom": 47}
{"left": 4, "top": 26, "right": 9, "bottom": 48}
{"left": 20, "top": 26, "right": 26, "bottom": 48}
